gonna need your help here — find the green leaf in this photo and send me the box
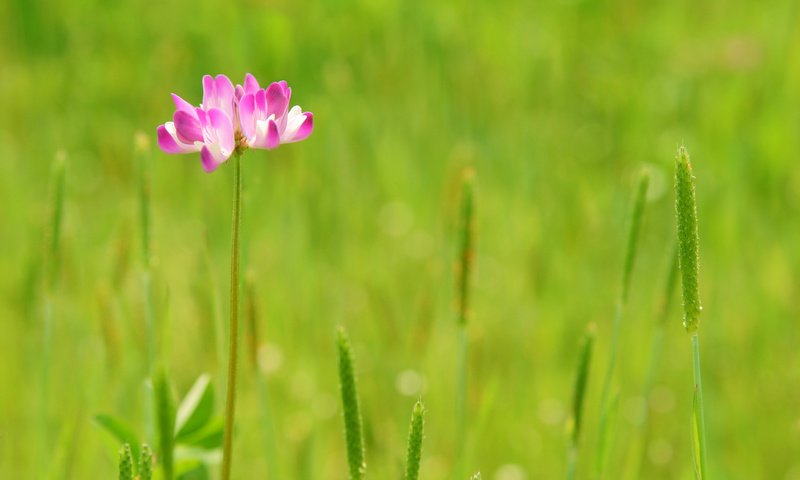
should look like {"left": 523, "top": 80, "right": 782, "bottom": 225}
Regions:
{"left": 94, "top": 414, "right": 140, "bottom": 461}
{"left": 175, "top": 374, "right": 214, "bottom": 442}
{"left": 177, "top": 416, "right": 224, "bottom": 450}
{"left": 174, "top": 458, "right": 211, "bottom": 480}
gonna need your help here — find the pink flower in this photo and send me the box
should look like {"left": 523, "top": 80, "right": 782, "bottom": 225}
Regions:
{"left": 157, "top": 74, "right": 314, "bottom": 173}
{"left": 238, "top": 80, "right": 314, "bottom": 150}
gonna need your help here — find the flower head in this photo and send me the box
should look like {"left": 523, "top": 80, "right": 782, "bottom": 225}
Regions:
{"left": 157, "top": 74, "right": 314, "bottom": 172}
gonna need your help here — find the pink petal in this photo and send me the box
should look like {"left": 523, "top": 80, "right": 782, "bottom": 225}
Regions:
{"left": 265, "top": 82, "right": 289, "bottom": 119}
{"left": 173, "top": 110, "right": 203, "bottom": 144}
{"left": 157, "top": 123, "right": 197, "bottom": 154}
{"left": 214, "top": 75, "right": 234, "bottom": 101}
{"left": 208, "top": 108, "right": 235, "bottom": 157}
{"left": 244, "top": 73, "right": 260, "bottom": 94}
{"left": 171, "top": 94, "right": 195, "bottom": 113}
{"left": 265, "top": 119, "right": 280, "bottom": 149}
{"left": 255, "top": 89, "right": 267, "bottom": 116}
{"left": 201, "top": 146, "right": 221, "bottom": 173}
{"left": 289, "top": 112, "right": 313, "bottom": 143}
{"left": 234, "top": 85, "right": 245, "bottom": 100}
{"left": 202, "top": 75, "right": 215, "bottom": 106}
{"left": 238, "top": 94, "right": 256, "bottom": 140}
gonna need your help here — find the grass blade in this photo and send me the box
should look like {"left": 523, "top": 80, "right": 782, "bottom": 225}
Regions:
{"left": 404, "top": 401, "right": 426, "bottom": 480}
{"left": 455, "top": 168, "right": 475, "bottom": 478}
{"left": 566, "top": 324, "right": 595, "bottom": 480}
{"left": 337, "top": 326, "right": 365, "bottom": 480}
{"left": 94, "top": 415, "right": 141, "bottom": 462}
{"left": 595, "top": 170, "right": 649, "bottom": 477}
{"left": 154, "top": 368, "right": 176, "bottom": 480}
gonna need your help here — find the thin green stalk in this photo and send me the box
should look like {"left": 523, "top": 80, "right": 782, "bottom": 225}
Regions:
{"left": 135, "top": 133, "right": 157, "bottom": 446}
{"left": 40, "top": 152, "right": 65, "bottom": 471}
{"left": 136, "top": 132, "right": 156, "bottom": 373}
{"left": 691, "top": 334, "right": 708, "bottom": 478}
{"left": 566, "top": 324, "right": 595, "bottom": 480}
{"left": 337, "top": 326, "right": 365, "bottom": 480}
{"left": 595, "top": 171, "right": 649, "bottom": 477}
{"left": 674, "top": 145, "right": 708, "bottom": 478}
{"left": 404, "top": 401, "right": 426, "bottom": 480}
{"left": 631, "top": 246, "right": 678, "bottom": 479}
{"left": 154, "top": 369, "right": 175, "bottom": 480}
{"left": 201, "top": 232, "right": 225, "bottom": 372}
{"left": 455, "top": 168, "right": 475, "bottom": 478}
{"left": 222, "top": 152, "right": 243, "bottom": 480}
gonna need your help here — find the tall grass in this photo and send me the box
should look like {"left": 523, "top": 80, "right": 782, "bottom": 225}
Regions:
{"left": 455, "top": 167, "right": 475, "bottom": 477}
{"left": 154, "top": 369, "right": 175, "bottom": 480}
{"left": 674, "top": 146, "right": 708, "bottom": 478}
{"left": 404, "top": 401, "right": 426, "bottom": 480}
{"left": 628, "top": 245, "right": 679, "bottom": 479}
{"left": 337, "top": 326, "right": 366, "bottom": 480}
{"left": 39, "top": 151, "right": 66, "bottom": 471}
{"left": 595, "top": 170, "right": 650, "bottom": 476}
{"left": 134, "top": 131, "right": 158, "bottom": 446}
{"left": 566, "top": 324, "right": 595, "bottom": 480}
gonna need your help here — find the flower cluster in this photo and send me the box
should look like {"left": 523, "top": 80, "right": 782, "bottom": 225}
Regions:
{"left": 157, "top": 74, "right": 314, "bottom": 172}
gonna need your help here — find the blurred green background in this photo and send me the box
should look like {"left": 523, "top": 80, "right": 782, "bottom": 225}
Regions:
{"left": 2, "top": 0, "right": 800, "bottom": 478}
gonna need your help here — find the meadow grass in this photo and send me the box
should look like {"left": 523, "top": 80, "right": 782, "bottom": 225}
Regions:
{"left": 3, "top": 1, "right": 800, "bottom": 478}
{"left": 337, "top": 326, "right": 366, "bottom": 480}
{"left": 595, "top": 170, "right": 649, "bottom": 477}
{"left": 566, "top": 324, "right": 595, "bottom": 480}
{"left": 455, "top": 167, "right": 475, "bottom": 478}
{"left": 404, "top": 401, "right": 426, "bottom": 480}
{"left": 675, "top": 146, "right": 708, "bottom": 478}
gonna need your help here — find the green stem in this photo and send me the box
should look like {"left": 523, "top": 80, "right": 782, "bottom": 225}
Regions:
{"left": 692, "top": 334, "right": 708, "bottom": 478}
{"left": 455, "top": 326, "right": 468, "bottom": 478}
{"left": 565, "top": 446, "right": 577, "bottom": 480}
{"left": 221, "top": 153, "right": 243, "bottom": 480}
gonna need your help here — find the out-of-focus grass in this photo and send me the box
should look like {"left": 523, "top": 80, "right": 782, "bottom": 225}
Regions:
{"left": 2, "top": 0, "right": 800, "bottom": 478}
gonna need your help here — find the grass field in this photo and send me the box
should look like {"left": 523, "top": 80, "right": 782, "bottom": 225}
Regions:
{"left": 2, "top": 0, "right": 800, "bottom": 478}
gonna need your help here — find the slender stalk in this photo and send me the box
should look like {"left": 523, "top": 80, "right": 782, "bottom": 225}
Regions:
{"left": 40, "top": 152, "right": 65, "bottom": 472}
{"left": 631, "top": 246, "right": 678, "bottom": 479}
{"left": 154, "top": 369, "right": 175, "bottom": 480}
{"left": 221, "top": 153, "right": 243, "bottom": 480}
{"left": 136, "top": 132, "right": 156, "bottom": 374}
{"left": 674, "top": 145, "right": 708, "bottom": 478}
{"left": 455, "top": 168, "right": 475, "bottom": 478}
{"left": 566, "top": 325, "right": 595, "bottom": 480}
{"left": 595, "top": 171, "right": 649, "bottom": 477}
{"left": 691, "top": 334, "right": 708, "bottom": 477}
{"left": 135, "top": 132, "right": 157, "bottom": 446}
